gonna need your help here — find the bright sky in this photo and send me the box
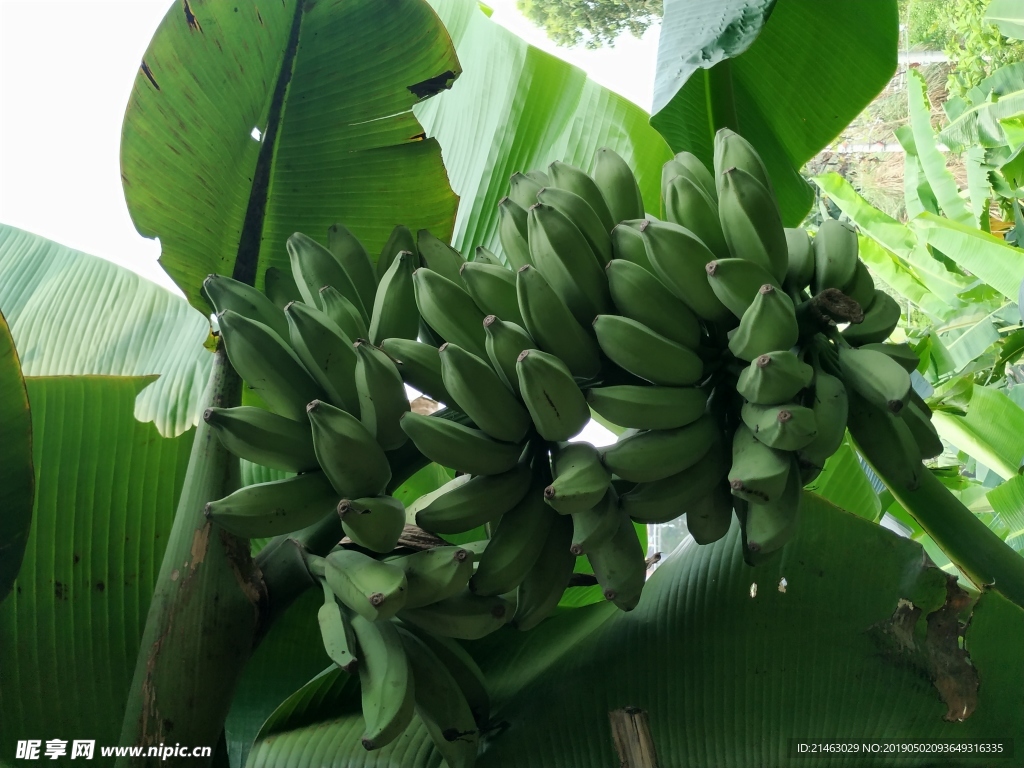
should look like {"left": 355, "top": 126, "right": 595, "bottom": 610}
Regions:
{"left": 0, "top": 0, "right": 657, "bottom": 294}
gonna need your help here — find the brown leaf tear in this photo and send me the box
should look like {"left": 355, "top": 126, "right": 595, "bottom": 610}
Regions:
{"left": 408, "top": 70, "right": 457, "bottom": 100}
{"left": 183, "top": 0, "right": 202, "bottom": 32}
{"left": 140, "top": 61, "right": 160, "bottom": 91}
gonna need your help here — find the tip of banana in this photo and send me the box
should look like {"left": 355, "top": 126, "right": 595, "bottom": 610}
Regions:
{"left": 306, "top": 399, "right": 322, "bottom": 413}
{"left": 202, "top": 503, "right": 212, "bottom": 519}
{"left": 202, "top": 408, "right": 214, "bottom": 423}
{"left": 483, "top": 315, "right": 496, "bottom": 328}
{"left": 706, "top": 261, "right": 719, "bottom": 276}
{"left": 283, "top": 300, "right": 296, "bottom": 311}
{"left": 517, "top": 264, "right": 531, "bottom": 273}
{"left": 516, "top": 349, "right": 530, "bottom": 363}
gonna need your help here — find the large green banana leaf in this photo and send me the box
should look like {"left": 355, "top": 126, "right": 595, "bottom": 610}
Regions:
{"left": 0, "top": 308, "right": 33, "bottom": 603}
{"left": 122, "top": 0, "right": 462, "bottom": 310}
{"left": 932, "top": 385, "right": 1024, "bottom": 481}
{"left": 986, "top": 0, "right": 1024, "bottom": 40}
{"left": 0, "top": 224, "right": 211, "bottom": 437}
{"left": 941, "top": 63, "right": 1024, "bottom": 151}
{"left": 414, "top": 0, "right": 672, "bottom": 256}
{"left": 0, "top": 376, "right": 194, "bottom": 764}
{"left": 651, "top": 0, "right": 898, "bottom": 225}
{"left": 244, "top": 494, "right": 1023, "bottom": 767}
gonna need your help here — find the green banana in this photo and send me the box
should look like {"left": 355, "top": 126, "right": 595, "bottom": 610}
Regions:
{"left": 307, "top": 399, "right": 392, "bottom": 497}
{"left": 727, "top": 423, "right": 791, "bottom": 504}
{"left": 537, "top": 186, "right": 614, "bottom": 264}
{"left": 741, "top": 401, "right": 818, "bottom": 451}
{"left": 317, "top": 581, "right": 358, "bottom": 673}
{"left": 399, "top": 589, "right": 512, "bottom": 640}
{"left": 400, "top": 411, "right": 524, "bottom": 476}
{"left": 287, "top": 232, "right": 367, "bottom": 319}
{"left": 844, "top": 262, "right": 876, "bottom": 311}
{"left": 202, "top": 274, "right": 289, "bottom": 339}
{"left": 368, "top": 250, "right": 419, "bottom": 345}
{"left": 527, "top": 202, "right": 611, "bottom": 326}
{"left": 812, "top": 219, "right": 859, "bottom": 295}
{"left": 600, "top": 413, "right": 719, "bottom": 483}
{"left": 686, "top": 482, "right": 734, "bottom": 545}
{"left": 377, "top": 224, "right": 417, "bottom": 282}
{"left": 663, "top": 151, "right": 717, "bottom": 202}
{"left": 460, "top": 261, "right": 525, "bottom": 326}
{"left": 319, "top": 284, "right": 369, "bottom": 342}
{"left": 204, "top": 471, "right": 338, "bottom": 538}
{"left": 413, "top": 267, "right": 488, "bottom": 358}
{"left": 797, "top": 371, "right": 849, "bottom": 471}
{"left": 784, "top": 227, "right": 815, "bottom": 292}
{"left": 727, "top": 284, "right": 798, "bottom": 362}
{"left": 713, "top": 127, "right": 773, "bottom": 194}
{"left": 516, "top": 265, "right": 602, "bottom": 378}
{"left": 585, "top": 385, "right": 709, "bottom": 430}
{"left": 606, "top": 258, "right": 701, "bottom": 348}
{"left": 545, "top": 442, "right": 611, "bottom": 514}
{"left": 838, "top": 345, "right": 911, "bottom": 414}
{"left": 735, "top": 351, "right": 813, "bottom": 405}
{"left": 903, "top": 399, "right": 944, "bottom": 460}
{"left": 742, "top": 457, "right": 801, "bottom": 556}
{"left": 203, "top": 405, "right": 318, "bottom": 472}
{"left": 439, "top": 341, "right": 531, "bottom": 443}
{"left": 417, "top": 229, "right": 465, "bottom": 285}
{"left": 319, "top": 549, "right": 409, "bottom": 622}
{"left": 379, "top": 337, "right": 451, "bottom": 403}
{"left": 473, "top": 245, "right": 502, "bottom": 266}
{"left": 525, "top": 169, "right": 551, "bottom": 185}
{"left": 392, "top": 546, "right": 475, "bottom": 609}
{"left": 517, "top": 348, "right": 591, "bottom": 441}
{"left": 411, "top": 463, "right": 532, "bottom": 534}
{"left": 859, "top": 342, "right": 920, "bottom": 373}
{"left": 610, "top": 222, "right": 656, "bottom": 272}
{"left": 498, "top": 197, "right": 532, "bottom": 270}
{"left": 263, "top": 266, "right": 301, "bottom": 309}
{"left": 846, "top": 390, "right": 923, "bottom": 490}
{"left": 327, "top": 223, "right": 378, "bottom": 317}
{"left": 338, "top": 496, "right": 406, "bottom": 554}
{"left": 512, "top": 514, "right": 575, "bottom": 630}
{"left": 593, "top": 315, "right": 703, "bottom": 386}
{"left": 841, "top": 290, "right": 901, "bottom": 345}
{"left": 509, "top": 171, "right": 544, "bottom": 208}
{"left": 354, "top": 340, "right": 410, "bottom": 450}
{"left": 547, "top": 160, "right": 615, "bottom": 231}
{"left": 218, "top": 310, "right": 325, "bottom": 421}
{"left": 704, "top": 258, "right": 781, "bottom": 319}
{"left": 569, "top": 487, "right": 621, "bottom": 555}
{"left": 619, "top": 439, "right": 728, "bottom": 523}
{"left": 484, "top": 315, "right": 535, "bottom": 395}
{"left": 593, "top": 146, "right": 645, "bottom": 223}
{"left": 587, "top": 509, "right": 646, "bottom": 611}
{"left": 283, "top": 300, "right": 359, "bottom": 412}
{"left": 349, "top": 612, "right": 415, "bottom": 750}
{"left": 717, "top": 167, "right": 788, "bottom": 284}
{"left": 641, "top": 220, "right": 732, "bottom": 322}
{"left": 663, "top": 174, "right": 730, "bottom": 260}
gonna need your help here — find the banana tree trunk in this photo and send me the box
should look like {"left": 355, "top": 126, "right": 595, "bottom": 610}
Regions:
{"left": 117, "top": 344, "right": 262, "bottom": 766}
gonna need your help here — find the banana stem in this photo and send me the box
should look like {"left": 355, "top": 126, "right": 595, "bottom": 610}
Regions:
{"left": 858, "top": 446, "right": 1024, "bottom": 610}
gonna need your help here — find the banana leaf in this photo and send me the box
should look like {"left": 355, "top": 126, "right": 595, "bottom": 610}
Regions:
{"left": 0, "top": 376, "right": 194, "bottom": 761}
{"left": 940, "top": 62, "right": 1024, "bottom": 150}
{"left": 804, "top": 438, "right": 881, "bottom": 522}
{"left": 651, "top": 0, "right": 898, "bottom": 225}
{"left": 932, "top": 385, "right": 1024, "bottom": 481}
{"left": 986, "top": 0, "right": 1024, "bottom": 39}
{"left": 122, "top": 0, "right": 462, "bottom": 311}
{"left": 0, "top": 308, "right": 33, "bottom": 603}
{"left": 244, "top": 494, "right": 1024, "bottom": 767}
{"left": 988, "top": 476, "right": 1024, "bottom": 553}
{"left": 896, "top": 124, "right": 941, "bottom": 219}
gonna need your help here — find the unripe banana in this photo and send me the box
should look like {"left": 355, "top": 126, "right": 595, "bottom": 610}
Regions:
{"left": 417, "top": 229, "right": 465, "bottom": 285}
{"left": 735, "top": 351, "right": 813, "bottom": 405}
{"left": 411, "top": 463, "right": 532, "bottom": 534}
{"left": 859, "top": 342, "right": 920, "bottom": 373}
{"left": 460, "top": 261, "right": 525, "bottom": 326}
{"left": 317, "top": 582, "right": 358, "bottom": 673}
{"left": 585, "top": 385, "right": 709, "bottom": 430}
{"left": 517, "top": 348, "right": 591, "bottom": 441}
{"left": 844, "top": 262, "right": 876, "bottom": 311}
{"left": 741, "top": 402, "right": 818, "bottom": 451}
{"left": 398, "top": 622, "right": 490, "bottom": 725}
{"left": 400, "top": 411, "right": 524, "bottom": 476}
{"left": 545, "top": 442, "right": 611, "bottom": 514}
{"left": 846, "top": 390, "right": 923, "bottom": 490}
{"left": 525, "top": 169, "right": 551, "bottom": 186}
{"left": 498, "top": 197, "right": 532, "bottom": 270}
{"left": 619, "top": 439, "right": 728, "bottom": 523}
{"left": 203, "top": 405, "right": 318, "bottom": 473}
{"left": 797, "top": 371, "right": 849, "bottom": 471}
{"left": 509, "top": 171, "right": 543, "bottom": 208}
{"left": 377, "top": 224, "right": 417, "bottom": 282}
{"left": 718, "top": 167, "right": 788, "bottom": 284}
{"left": 812, "top": 219, "right": 859, "bottom": 295}
{"left": 413, "top": 267, "right": 488, "bottom": 358}
{"left": 283, "top": 300, "right": 359, "bottom": 412}
{"left": 439, "top": 342, "right": 531, "bottom": 443}
{"left": 484, "top": 315, "right": 534, "bottom": 395}
{"left": 547, "top": 160, "right": 615, "bottom": 231}
{"left": 610, "top": 222, "right": 656, "bottom": 272}
{"left": 606, "top": 258, "right": 701, "bottom": 348}
{"left": 391, "top": 545, "right": 475, "bottom": 609}
{"left": 569, "top": 486, "right": 620, "bottom": 555}
{"left": 727, "top": 284, "right": 798, "bottom": 362}
{"left": 838, "top": 345, "right": 911, "bottom": 414}
{"left": 218, "top": 310, "right": 325, "bottom": 421}
{"left": 641, "top": 220, "right": 732, "bottom": 322}
{"left": 512, "top": 514, "right": 575, "bottom": 630}
{"left": 354, "top": 340, "right": 410, "bottom": 451}
{"left": 663, "top": 151, "right": 717, "bottom": 202}
{"left": 713, "top": 128, "right": 774, "bottom": 194}
{"left": 379, "top": 337, "right": 451, "bottom": 403}
{"left": 841, "top": 290, "right": 901, "bottom": 345}
{"left": 742, "top": 457, "right": 801, "bottom": 556}
{"left": 593, "top": 315, "right": 703, "bottom": 386}
{"left": 527, "top": 202, "right": 612, "bottom": 326}
{"left": 307, "top": 399, "right": 392, "bottom": 497}
{"left": 264, "top": 266, "right": 301, "bottom": 309}
{"left": 727, "top": 423, "right": 791, "bottom": 504}
{"left": 473, "top": 245, "right": 503, "bottom": 266}
{"left": 537, "top": 186, "right": 614, "bottom": 264}
{"left": 516, "top": 265, "right": 601, "bottom": 378}
{"left": 368, "top": 250, "right": 419, "bottom": 345}
{"left": 587, "top": 510, "right": 646, "bottom": 611}
{"left": 663, "top": 174, "right": 730, "bottom": 260}
{"left": 704, "top": 258, "right": 781, "bottom": 319}
{"left": 204, "top": 471, "right": 338, "bottom": 538}
{"left": 903, "top": 400, "right": 944, "bottom": 460}
{"left": 287, "top": 232, "right": 368, "bottom": 319}
{"left": 319, "top": 549, "right": 409, "bottom": 622}
{"left": 686, "top": 482, "right": 734, "bottom": 545}
{"left": 784, "top": 227, "right": 815, "bottom": 292}
{"left": 348, "top": 612, "right": 414, "bottom": 750}
{"left": 338, "top": 496, "right": 406, "bottom": 553}
{"left": 202, "top": 274, "right": 289, "bottom": 340}
{"left": 600, "top": 412, "right": 719, "bottom": 483}
{"left": 399, "top": 589, "right": 512, "bottom": 640}
{"left": 328, "top": 223, "right": 378, "bottom": 315}
{"left": 593, "top": 146, "right": 645, "bottom": 223}
{"left": 320, "top": 285, "right": 369, "bottom": 342}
